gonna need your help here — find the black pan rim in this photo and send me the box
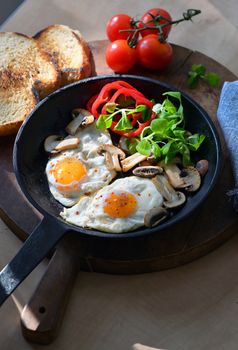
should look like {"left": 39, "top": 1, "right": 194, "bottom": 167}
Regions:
{"left": 13, "top": 74, "right": 222, "bottom": 239}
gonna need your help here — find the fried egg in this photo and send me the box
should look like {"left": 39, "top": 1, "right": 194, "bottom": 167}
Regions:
{"left": 60, "top": 176, "right": 164, "bottom": 233}
{"left": 45, "top": 124, "right": 116, "bottom": 206}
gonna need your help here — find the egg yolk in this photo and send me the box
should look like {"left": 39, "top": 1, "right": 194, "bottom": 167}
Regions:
{"left": 103, "top": 192, "right": 137, "bottom": 218}
{"left": 53, "top": 157, "right": 87, "bottom": 186}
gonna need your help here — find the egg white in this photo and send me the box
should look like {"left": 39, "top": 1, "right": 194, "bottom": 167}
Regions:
{"left": 45, "top": 124, "right": 116, "bottom": 207}
{"left": 60, "top": 176, "right": 164, "bottom": 233}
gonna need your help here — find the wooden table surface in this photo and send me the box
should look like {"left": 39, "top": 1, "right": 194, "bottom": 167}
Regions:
{"left": 1, "top": 1, "right": 238, "bottom": 349}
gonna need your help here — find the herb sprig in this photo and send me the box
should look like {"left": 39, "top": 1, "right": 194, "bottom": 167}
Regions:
{"left": 187, "top": 64, "right": 221, "bottom": 89}
{"left": 96, "top": 103, "right": 147, "bottom": 131}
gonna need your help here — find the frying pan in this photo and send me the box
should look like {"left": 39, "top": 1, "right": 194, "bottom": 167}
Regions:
{"left": 0, "top": 74, "right": 221, "bottom": 306}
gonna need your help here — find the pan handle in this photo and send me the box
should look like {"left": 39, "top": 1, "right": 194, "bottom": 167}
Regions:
{"left": 0, "top": 216, "right": 68, "bottom": 307}
{"left": 20, "top": 234, "right": 80, "bottom": 344}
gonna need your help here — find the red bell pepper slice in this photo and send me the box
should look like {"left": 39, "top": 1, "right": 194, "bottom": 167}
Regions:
{"left": 87, "top": 80, "right": 156, "bottom": 138}
{"left": 86, "top": 94, "right": 98, "bottom": 112}
{"left": 91, "top": 81, "right": 142, "bottom": 118}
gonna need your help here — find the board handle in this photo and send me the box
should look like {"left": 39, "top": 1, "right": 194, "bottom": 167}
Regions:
{"left": 20, "top": 234, "right": 79, "bottom": 344}
{"left": 0, "top": 216, "right": 67, "bottom": 306}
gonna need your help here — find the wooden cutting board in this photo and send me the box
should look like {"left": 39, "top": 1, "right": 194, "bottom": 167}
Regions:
{"left": 0, "top": 40, "right": 238, "bottom": 344}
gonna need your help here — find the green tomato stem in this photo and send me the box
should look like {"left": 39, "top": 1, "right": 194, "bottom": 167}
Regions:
{"left": 119, "top": 9, "right": 201, "bottom": 45}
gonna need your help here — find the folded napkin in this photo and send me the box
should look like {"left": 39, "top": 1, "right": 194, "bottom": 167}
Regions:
{"left": 217, "top": 81, "right": 238, "bottom": 211}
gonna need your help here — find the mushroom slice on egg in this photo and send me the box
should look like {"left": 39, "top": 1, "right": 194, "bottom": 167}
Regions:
{"left": 97, "top": 144, "right": 126, "bottom": 171}
{"left": 133, "top": 165, "right": 163, "bottom": 178}
{"left": 44, "top": 135, "right": 80, "bottom": 154}
{"left": 152, "top": 174, "right": 186, "bottom": 208}
{"left": 66, "top": 108, "right": 94, "bottom": 135}
{"left": 163, "top": 164, "right": 201, "bottom": 192}
{"left": 144, "top": 206, "right": 168, "bottom": 227}
{"left": 121, "top": 152, "right": 147, "bottom": 172}
{"left": 54, "top": 137, "right": 80, "bottom": 151}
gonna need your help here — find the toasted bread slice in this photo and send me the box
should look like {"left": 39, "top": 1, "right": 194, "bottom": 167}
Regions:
{"left": 0, "top": 32, "right": 60, "bottom": 136}
{"left": 0, "top": 71, "right": 39, "bottom": 136}
{"left": 34, "top": 24, "right": 92, "bottom": 86}
{"left": 0, "top": 32, "right": 60, "bottom": 99}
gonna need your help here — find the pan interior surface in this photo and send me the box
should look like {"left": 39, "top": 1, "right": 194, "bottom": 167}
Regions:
{"left": 14, "top": 75, "right": 221, "bottom": 239}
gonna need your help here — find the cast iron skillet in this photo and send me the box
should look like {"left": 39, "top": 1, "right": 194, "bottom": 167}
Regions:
{"left": 0, "top": 75, "right": 221, "bottom": 306}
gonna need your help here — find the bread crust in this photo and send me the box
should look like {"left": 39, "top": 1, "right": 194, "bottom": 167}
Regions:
{"left": 0, "top": 120, "right": 26, "bottom": 136}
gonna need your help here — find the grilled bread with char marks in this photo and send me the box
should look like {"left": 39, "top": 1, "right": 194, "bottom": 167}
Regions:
{"left": 0, "top": 72, "right": 38, "bottom": 136}
{"left": 0, "top": 26, "right": 92, "bottom": 136}
{"left": 34, "top": 24, "right": 92, "bottom": 86}
{"left": 0, "top": 32, "right": 60, "bottom": 136}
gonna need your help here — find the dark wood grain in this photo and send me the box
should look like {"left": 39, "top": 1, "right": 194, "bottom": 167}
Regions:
{"left": 1, "top": 40, "right": 238, "bottom": 344}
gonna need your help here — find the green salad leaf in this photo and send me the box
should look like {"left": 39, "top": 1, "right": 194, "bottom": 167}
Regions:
{"left": 114, "top": 110, "right": 133, "bottom": 131}
{"left": 136, "top": 139, "right": 152, "bottom": 156}
{"left": 96, "top": 114, "right": 113, "bottom": 129}
{"left": 126, "top": 92, "right": 206, "bottom": 166}
{"left": 96, "top": 104, "right": 147, "bottom": 132}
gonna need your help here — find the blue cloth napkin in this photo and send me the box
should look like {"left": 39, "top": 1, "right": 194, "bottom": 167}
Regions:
{"left": 217, "top": 81, "right": 238, "bottom": 211}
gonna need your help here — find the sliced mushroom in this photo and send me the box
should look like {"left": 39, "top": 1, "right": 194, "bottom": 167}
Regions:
{"left": 144, "top": 206, "right": 168, "bottom": 228}
{"left": 139, "top": 156, "right": 157, "bottom": 166}
{"left": 54, "top": 137, "right": 80, "bottom": 151}
{"left": 139, "top": 160, "right": 153, "bottom": 166}
{"left": 71, "top": 108, "right": 94, "bottom": 123}
{"left": 163, "top": 164, "right": 201, "bottom": 192}
{"left": 179, "top": 166, "right": 201, "bottom": 192}
{"left": 164, "top": 191, "right": 186, "bottom": 208}
{"left": 97, "top": 144, "right": 126, "bottom": 171}
{"left": 44, "top": 135, "right": 63, "bottom": 153}
{"left": 66, "top": 108, "right": 94, "bottom": 135}
{"left": 196, "top": 159, "right": 209, "bottom": 177}
{"left": 139, "top": 155, "right": 157, "bottom": 167}
{"left": 44, "top": 135, "right": 80, "bottom": 154}
{"left": 66, "top": 111, "right": 84, "bottom": 135}
{"left": 152, "top": 174, "right": 186, "bottom": 208}
{"left": 121, "top": 152, "right": 147, "bottom": 172}
{"left": 133, "top": 166, "right": 163, "bottom": 178}
{"left": 104, "top": 152, "right": 114, "bottom": 171}
{"left": 163, "top": 164, "right": 185, "bottom": 188}
{"left": 81, "top": 114, "right": 94, "bottom": 127}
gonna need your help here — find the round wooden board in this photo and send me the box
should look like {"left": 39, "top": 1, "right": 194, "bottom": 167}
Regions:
{"left": 0, "top": 40, "right": 237, "bottom": 273}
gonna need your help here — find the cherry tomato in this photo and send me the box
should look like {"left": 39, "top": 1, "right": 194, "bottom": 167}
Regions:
{"left": 106, "top": 14, "right": 134, "bottom": 42}
{"left": 139, "top": 8, "right": 172, "bottom": 39}
{"left": 105, "top": 40, "right": 136, "bottom": 73}
{"left": 136, "top": 34, "right": 173, "bottom": 71}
